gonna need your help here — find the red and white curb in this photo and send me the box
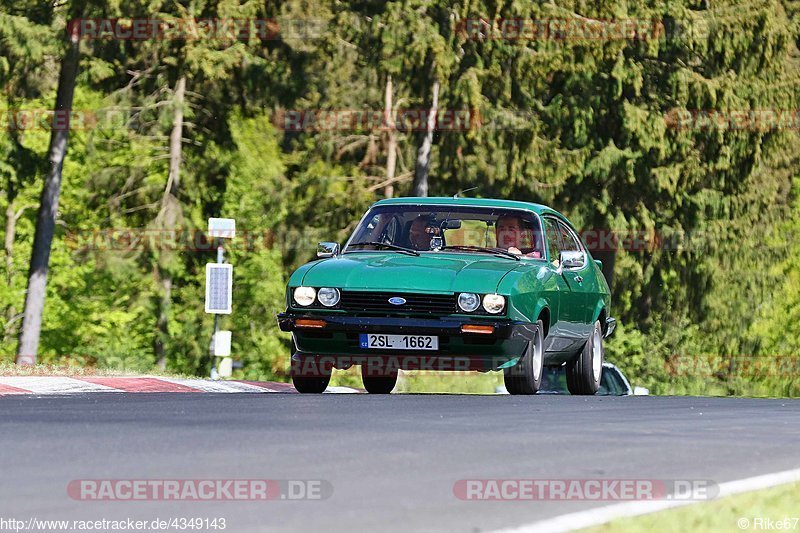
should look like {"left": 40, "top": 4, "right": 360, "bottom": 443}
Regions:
{"left": 0, "top": 376, "right": 361, "bottom": 395}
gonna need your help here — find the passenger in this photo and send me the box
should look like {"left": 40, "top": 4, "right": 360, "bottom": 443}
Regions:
{"left": 495, "top": 215, "right": 542, "bottom": 258}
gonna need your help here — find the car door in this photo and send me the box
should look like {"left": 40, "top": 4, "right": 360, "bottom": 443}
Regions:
{"left": 542, "top": 217, "right": 579, "bottom": 354}
{"left": 547, "top": 217, "right": 591, "bottom": 351}
{"left": 555, "top": 219, "right": 593, "bottom": 335}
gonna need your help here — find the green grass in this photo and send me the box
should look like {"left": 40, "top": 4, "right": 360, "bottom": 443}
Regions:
{"left": 394, "top": 370, "right": 504, "bottom": 394}
{"left": 328, "top": 368, "right": 504, "bottom": 393}
{"left": 582, "top": 482, "right": 800, "bottom": 533}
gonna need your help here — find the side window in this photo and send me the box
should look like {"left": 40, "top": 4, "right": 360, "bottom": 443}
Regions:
{"left": 351, "top": 214, "right": 381, "bottom": 243}
{"left": 556, "top": 220, "right": 581, "bottom": 253}
{"left": 556, "top": 220, "right": 585, "bottom": 269}
{"left": 543, "top": 218, "right": 561, "bottom": 266}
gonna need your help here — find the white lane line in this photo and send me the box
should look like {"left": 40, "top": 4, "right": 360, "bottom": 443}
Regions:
{"left": 717, "top": 467, "right": 800, "bottom": 497}
{"left": 490, "top": 467, "right": 800, "bottom": 533}
{"left": 0, "top": 377, "right": 120, "bottom": 394}
{"left": 155, "top": 378, "right": 272, "bottom": 393}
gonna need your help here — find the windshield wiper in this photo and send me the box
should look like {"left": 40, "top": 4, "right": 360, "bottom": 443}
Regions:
{"left": 346, "top": 241, "right": 420, "bottom": 256}
{"left": 440, "top": 245, "right": 520, "bottom": 261}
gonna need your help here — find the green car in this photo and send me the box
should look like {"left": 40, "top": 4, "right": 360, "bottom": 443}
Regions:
{"left": 277, "top": 197, "right": 616, "bottom": 395}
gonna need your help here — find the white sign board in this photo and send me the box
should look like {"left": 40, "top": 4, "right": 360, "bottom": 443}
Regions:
{"left": 212, "top": 330, "right": 232, "bottom": 357}
{"left": 205, "top": 263, "right": 233, "bottom": 314}
{"left": 217, "top": 357, "right": 233, "bottom": 378}
{"left": 208, "top": 218, "right": 236, "bottom": 239}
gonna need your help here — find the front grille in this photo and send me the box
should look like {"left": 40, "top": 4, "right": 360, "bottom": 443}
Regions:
{"left": 340, "top": 291, "right": 456, "bottom": 315}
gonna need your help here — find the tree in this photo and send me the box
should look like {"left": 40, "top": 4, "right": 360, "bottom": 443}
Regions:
{"left": 16, "top": 16, "right": 80, "bottom": 364}
{"left": 382, "top": 75, "right": 398, "bottom": 197}
{"left": 412, "top": 75, "right": 438, "bottom": 196}
{"left": 0, "top": 1, "right": 58, "bottom": 349}
{"left": 153, "top": 75, "right": 186, "bottom": 370}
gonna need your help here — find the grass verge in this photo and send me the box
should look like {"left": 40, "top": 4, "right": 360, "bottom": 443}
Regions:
{"left": 582, "top": 482, "right": 800, "bottom": 533}
{"left": 328, "top": 367, "right": 504, "bottom": 393}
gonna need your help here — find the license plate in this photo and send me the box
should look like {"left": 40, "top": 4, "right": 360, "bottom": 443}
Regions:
{"left": 359, "top": 334, "right": 438, "bottom": 350}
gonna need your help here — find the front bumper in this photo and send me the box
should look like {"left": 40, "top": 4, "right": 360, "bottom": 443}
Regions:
{"left": 277, "top": 311, "right": 535, "bottom": 371}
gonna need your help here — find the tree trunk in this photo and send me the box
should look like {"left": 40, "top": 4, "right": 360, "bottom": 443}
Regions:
{"left": 16, "top": 30, "right": 80, "bottom": 365}
{"left": 384, "top": 75, "right": 397, "bottom": 198}
{"left": 412, "top": 76, "right": 439, "bottom": 197}
{"left": 165, "top": 76, "right": 185, "bottom": 206}
{"left": 154, "top": 75, "right": 186, "bottom": 371}
{"left": 154, "top": 274, "right": 172, "bottom": 370}
{"left": 4, "top": 200, "right": 15, "bottom": 286}
{"left": 4, "top": 200, "right": 17, "bottom": 343}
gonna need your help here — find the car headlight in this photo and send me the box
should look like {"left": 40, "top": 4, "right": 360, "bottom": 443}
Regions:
{"left": 458, "top": 292, "right": 480, "bottom": 312}
{"left": 293, "top": 286, "right": 316, "bottom": 307}
{"left": 482, "top": 294, "right": 505, "bottom": 314}
{"left": 317, "top": 287, "right": 340, "bottom": 307}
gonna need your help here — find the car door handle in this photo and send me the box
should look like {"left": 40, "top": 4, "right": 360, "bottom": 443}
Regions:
{"left": 574, "top": 276, "right": 583, "bottom": 283}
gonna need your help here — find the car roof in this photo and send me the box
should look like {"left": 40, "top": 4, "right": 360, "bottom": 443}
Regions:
{"left": 372, "top": 197, "right": 566, "bottom": 219}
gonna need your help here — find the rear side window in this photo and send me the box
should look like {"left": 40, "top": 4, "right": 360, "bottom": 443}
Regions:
{"left": 556, "top": 220, "right": 581, "bottom": 253}
{"left": 543, "top": 218, "right": 561, "bottom": 265}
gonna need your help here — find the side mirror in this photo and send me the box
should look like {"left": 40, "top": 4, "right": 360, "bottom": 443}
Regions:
{"left": 559, "top": 251, "right": 585, "bottom": 269}
{"left": 317, "top": 242, "right": 339, "bottom": 258}
{"left": 633, "top": 386, "right": 650, "bottom": 396}
{"left": 594, "top": 259, "right": 603, "bottom": 270}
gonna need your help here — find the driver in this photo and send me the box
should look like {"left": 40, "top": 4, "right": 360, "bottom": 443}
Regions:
{"left": 408, "top": 216, "right": 432, "bottom": 251}
{"left": 495, "top": 215, "right": 541, "bottom": 258}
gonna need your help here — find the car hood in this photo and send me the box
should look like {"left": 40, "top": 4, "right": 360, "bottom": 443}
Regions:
{"left": 299, "top": 252, "right": 521, "bottom": 294}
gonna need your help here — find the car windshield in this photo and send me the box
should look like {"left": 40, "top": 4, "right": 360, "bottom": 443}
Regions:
{"left": 345, "top": 204, "right": 545, "bottom": 259}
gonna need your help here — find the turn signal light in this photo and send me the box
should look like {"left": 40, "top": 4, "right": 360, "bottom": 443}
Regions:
{"left": 461, "top": 325, "right": 495, "bottom": 335}
{"left": 295, "top": 319, "right": 327, "bottom": 329}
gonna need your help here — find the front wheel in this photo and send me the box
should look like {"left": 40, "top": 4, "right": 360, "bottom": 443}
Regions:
{"left": 291, "top": 356, "right": 331, "bottom": 394}
{"left": 566, "top": 320, "right": 603, "bottom": 395}
{"left": 503, "top": 320, "right": 545, "bottom": 395}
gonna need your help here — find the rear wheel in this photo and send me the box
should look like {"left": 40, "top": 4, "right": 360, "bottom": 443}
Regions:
{"left": 361, "top": 363, "right": 398, "bottom": 394}
{"left": 503, "top": 320, "right": 545, "bottom": 395}
{"left": 291, "top": 356, "right": 331, "bottom": 394}
{"left": 566, "top": 320, "right": 603, "bottom": 395}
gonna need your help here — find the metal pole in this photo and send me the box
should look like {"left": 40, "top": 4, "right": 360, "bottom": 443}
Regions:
{"left": 209, "top": 238, "right": 225, "bottom": 378}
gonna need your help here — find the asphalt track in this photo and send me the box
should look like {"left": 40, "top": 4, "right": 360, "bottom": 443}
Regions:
{"left": 0, "top": 394, "right": 798, "bottom": 532}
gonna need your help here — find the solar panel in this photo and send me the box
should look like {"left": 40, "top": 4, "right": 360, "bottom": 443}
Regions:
{"left": 205, "top": 263, "right": 233, "bottom": 314}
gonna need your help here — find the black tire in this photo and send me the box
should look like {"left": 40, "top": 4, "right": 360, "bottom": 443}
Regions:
{"left": 566, "top": 320, "right": 603, "bottom": 395}
{"left": 503, "top": 320, "right": 545, "bottom": 395}
{"left": 291, "top": 357, "right": 331, "bottom": 394}
{"left": 361, "top": 364, "right": 398, "bottom": 394}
